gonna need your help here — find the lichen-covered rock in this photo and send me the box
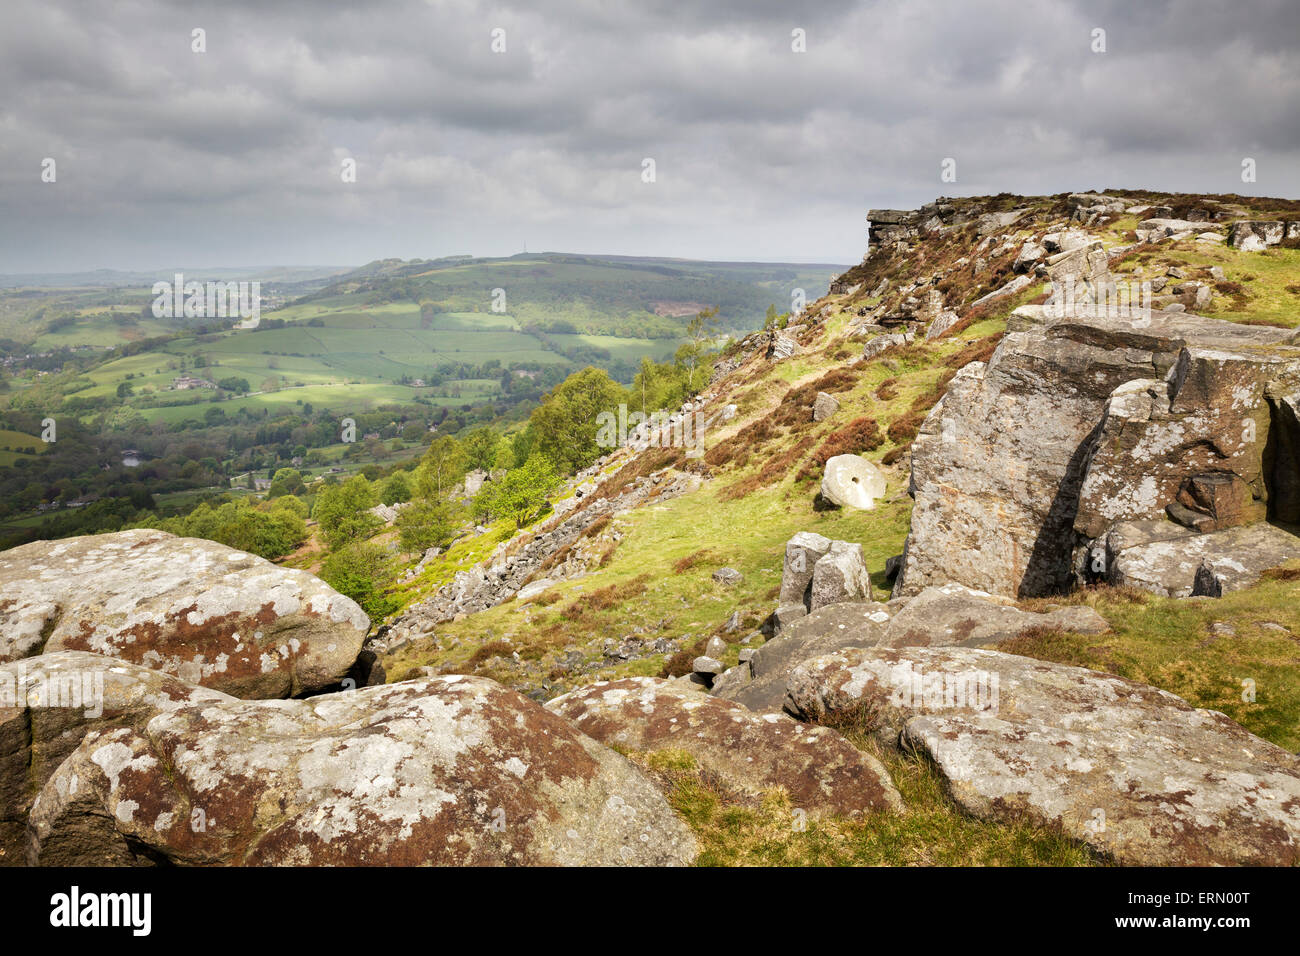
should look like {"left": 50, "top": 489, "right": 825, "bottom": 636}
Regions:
{"left": 778, "top": 531, "right": 833, "bottom": 606}
{"left": 1096, "top": 519, "right": 1300, "bottom": 597}
{"left": 784, "top": 646, "right": 1300, "bottom": 866}
{"left": 0, "top": 530, "right": 369, "bottom": 698}
{"left": 1228, "top": 220, "right": 1285, "bottom": 251}
{"left": 897, "top": 310, "right": 1300, "bottom": 598}
{"left": 715, "top": 601, "right": 894, "bottom": 713}
{"left": 880, "top": 583, "right": 1108, "bottom": 647}
{"left": 1073, "top": 345, "right": 1289, "bottom": 540}
{"left": 27, "top": 675, "right": 697, "bottom": 866}
{"left": 0, "top": 651, "right": 233, "bottom": 866}
{"left": 809, "top": 541, "right": 873, "bottom": 610}
{"left": 547, "top": 677, "right": 902, "bottom": 816}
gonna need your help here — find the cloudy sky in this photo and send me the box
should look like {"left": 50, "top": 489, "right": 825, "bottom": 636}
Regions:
{"left": 2, "top": 0, "right": 1298, "bottom": 273}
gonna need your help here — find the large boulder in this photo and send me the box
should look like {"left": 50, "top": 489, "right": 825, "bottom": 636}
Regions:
{"left": 880, "top": 583, "right": 1108, "bottom": 647}
{"left": 547, "top": 677, "right": 901, "bottom": 816}
{"left": 1228, "top": 220, "right": 1285, "bottom": 251}
{"left": 820, "top": 455, "right": 887, "bottom": 510}
{"left": 896, "top": 309, "right": 1300, "bottom": 598}
{"left": 778, "top": 531, "right": 832, "bottom": 606}
{"left": 784, "top": 646, "right": 1300, "bottom": 866}
{"left": 1095, "top": 519, "right": 1300, "bottom": 597}
{"left": 1072, "top": 344, "right": 1289, "bottom": 540}
{"left": 0, "top": 530, "right": 369, "bottom": 698}
{"left": 809, "top": 541, "right": 873, "bottom": 610}
{"left": 0, "top": 651, "right": 233, "bottom": 866}
{"left": 27, "top": 675, "right": 697, "bottom": 866}
{"left": 715, "top": 601, "right": 894, "bottom": 713}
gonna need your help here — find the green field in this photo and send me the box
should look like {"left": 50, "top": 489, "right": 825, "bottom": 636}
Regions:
{"left": 0, "top": 428, "right": 44, "bottom": 466}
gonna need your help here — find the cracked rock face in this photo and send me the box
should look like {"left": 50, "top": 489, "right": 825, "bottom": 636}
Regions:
{"left": 27, "top": 675, "right": 698, "bottom": 867}
{"left": 0, "top": 530, "right": 369, "bottom": 699}
{"left": 548, "top": 676, "right": 901, "bottom": 816}
{"left": 897, "top": 310, "right": 1300, "bottom": 599}
{"left": 784, "top": 646, "right": 1300, "bottom": 866}
{"left": 0, "top": 651, "right": 234, "bottom": 866}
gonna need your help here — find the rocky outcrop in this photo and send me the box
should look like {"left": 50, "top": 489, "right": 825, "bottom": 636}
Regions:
{"left": 0, "top": 651, "right": 234, "bottom": 865}
{"left": 28, "top": 675, "right": 698, "bottom": 866}
{"left": 773, "top": 532, "right": 874, "bottom": 632}
{"left": 1072, "top": 345, "right": 1289, "bottom": 540}
{"left": 547, "top": 677, "right": 902, "bottom": 816}
{"left": 880, "top": 583, "right": 1108, "bottom": 647}
{"left": 1093, "top": 519, "right": 1300, "bottom": 597}
{"left": 896, "top": 308, "right": 1300, "bottom": 598}
{"left": 1228, "top": 220, "right": 1292, "bottom": 251}
{"left": 784, "top": 646, "right": 1300, "bottom": 866}
{"left": 715, "top": 601, "right": 894, "bottom": 712}
{"left": 0, "top": 530, "right": 369, "bottom": 698}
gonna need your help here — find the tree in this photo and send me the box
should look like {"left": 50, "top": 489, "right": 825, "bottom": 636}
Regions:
{"left": 461, "top": 426, "right": 502, "bottom": 472}
{"left": 116, "top": 381, "right": 134, "bottom": 398}
{"left": 379, "top": 470, "right": 413, "bottom": 505}
{"left": 312, "top": 475, "right": 381, "bottom": 548}
{"left": 218, "top": 376, "right": 250, "bottom": 394}
{"left": 473, "top": 453, "right": 559, "bottom": 529}
{"left": 529, "top": 367, "right": 625, "bottom": 474}
{"left": 395, "top": 497, "right": 456, "bottom": 555}
{"left": 675, "top": 307, "right": 720, "bottom": 395}
{"left": 267, "top": 467, "right": 305, "bottom": 498}
{"left": 419, "top": 435, "right": 466, "bottom": 498}
{"left": 319, "top": 541, "right": 400, "bottom": 624}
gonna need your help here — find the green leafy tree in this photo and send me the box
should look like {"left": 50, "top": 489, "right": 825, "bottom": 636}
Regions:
{"left": 473, "top": 454, "right": 559, "bottom": 529}
{"left": 419, "top": 435, "right": 467, "bottom": 498}
{"left": 395, "top": 496, "right": 457, "bottom": 555}
{"left": 461, "top": 426, "right": 503, "bottom": 472}
{"left": 675, "top": 306, "right": 720, "bottom": 395}
{"left": 267, "top": 467, "right": 305, "bottom": 498}
{"left": 313, "top": 475, "right": 381, "bottom": 548}
{"left": 319, "top": 541, "right": 400, "bottom": 624}
{"left": 529, "top": 367, "right": 625, "bottom": 474}
{"left": 217, "top": 376, "right": 251, "bottom": 393}
{"left": 379, "top": 470, "right": 414, "bottom": 505}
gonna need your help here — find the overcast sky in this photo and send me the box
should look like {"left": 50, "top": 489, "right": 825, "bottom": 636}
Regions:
{"left": 2, "top": 0, "right": 1297, "bottom": 273}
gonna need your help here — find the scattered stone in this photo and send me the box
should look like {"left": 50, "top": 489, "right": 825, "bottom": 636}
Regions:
{"left": 809, "top": 542, "right": 873, "bottom": 610}
{"left": 779, "top": 532, "right": 833, "bottom": 606}
{"left": 704, "top": 636, "right": 728, "bottom": 659}
{"left": 711, "top": 567, "right": 743, "bottom": 586}
{"left": 692, "top": 656, "right": 724, "bottom": 677}
{"left": 812, "top": 392, "right": 839, "bottom": 422}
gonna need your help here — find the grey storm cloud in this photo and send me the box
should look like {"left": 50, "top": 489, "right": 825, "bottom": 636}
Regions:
{"left": 0, "top": 0, "right": 1297, "bottom": 272}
